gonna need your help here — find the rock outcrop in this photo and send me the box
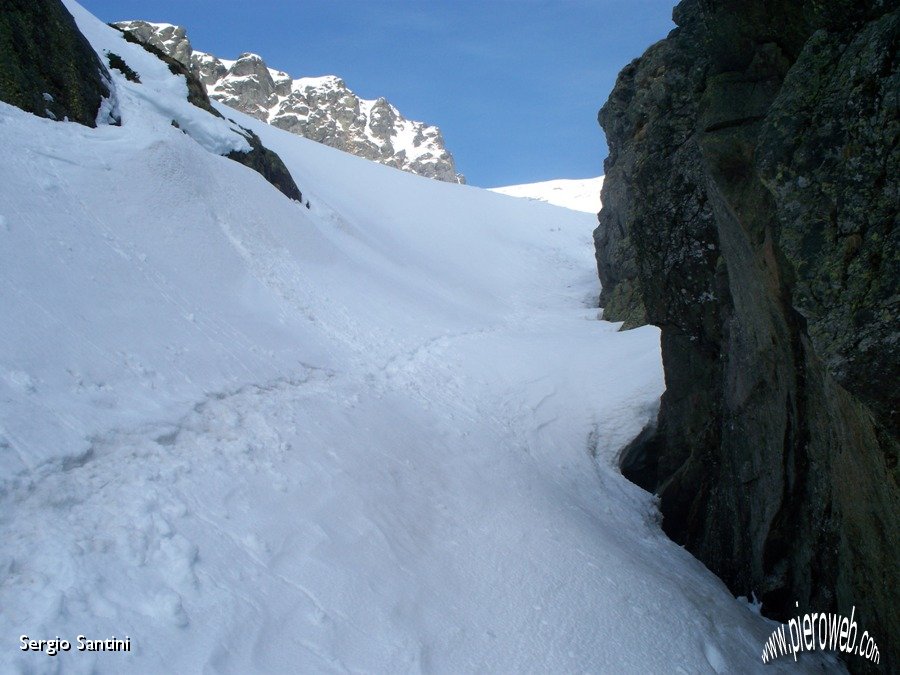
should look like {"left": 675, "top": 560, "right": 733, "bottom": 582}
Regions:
{"left": 112, "top": 25, "right": 303, "bottom": 203}
{"left": 113, "top": 22, "right": 465, "bottom": 184}
{"left": 197, "top": 54, "right": 466, "bottom": 184}
{"left": 225, "top": 124, "right": 303, "bottom": 204}
{"left": 595, "top": 0, "right": 898, "bottom": 669}
{"left": 0, "top": 0, "right": 115, "bottom": 127}
{"left": 112, "top": 20, "right": 192, "bottom": 67}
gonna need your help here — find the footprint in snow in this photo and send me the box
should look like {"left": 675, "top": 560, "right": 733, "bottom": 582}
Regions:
{"left": 5, "top": 370, "right": 36, "bottom": 393}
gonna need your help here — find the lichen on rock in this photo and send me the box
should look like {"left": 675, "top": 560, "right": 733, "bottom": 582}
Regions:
{"left": 595, "top": 0, "right": 899, "bottom": 669}
{"left": 0, "top": 0, "right": 114, "bottom": 127}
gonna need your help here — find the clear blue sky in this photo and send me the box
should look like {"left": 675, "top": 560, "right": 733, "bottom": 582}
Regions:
{"left": 77, "top": 0, "right": 676, "bottom": 187}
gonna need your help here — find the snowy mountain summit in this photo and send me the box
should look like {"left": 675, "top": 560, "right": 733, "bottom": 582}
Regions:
{"left": 114, "top": 20, "right": 465, "bottom": 184}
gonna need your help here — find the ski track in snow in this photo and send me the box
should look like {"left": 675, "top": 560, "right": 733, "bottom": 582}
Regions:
{"left": 0, "top": 3, "right": 844, "bottom": 673}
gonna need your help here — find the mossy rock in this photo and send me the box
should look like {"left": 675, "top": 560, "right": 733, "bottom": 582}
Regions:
{"left": 0, "top": 0, "right": 112, "bottom": 127}
{"left": 601, "top": 279, "right": 648, "bottom": 330}
{"left": 596, "top": 0, "right": 900, "bottom": 667}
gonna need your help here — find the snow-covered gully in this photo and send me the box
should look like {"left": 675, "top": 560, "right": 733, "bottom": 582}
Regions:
{"left": 0, "top": 3, "right": 841, "bottom": 672}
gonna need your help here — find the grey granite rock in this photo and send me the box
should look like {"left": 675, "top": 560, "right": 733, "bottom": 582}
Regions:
{"left": 113, "top": 22, "right": 465, "bottom": 183}
{"left": 191, "top": 51, "right": 227, "bottom": 88}
{"left": 210, "top": 53, "right": 278, "bottom": 120}
{"left": 113, "top": 20, "right": 192, "bottom": 67}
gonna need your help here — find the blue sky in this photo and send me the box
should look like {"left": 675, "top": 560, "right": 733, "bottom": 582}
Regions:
{"left": 78, "top": 0, "right": 676, "bottom": 187}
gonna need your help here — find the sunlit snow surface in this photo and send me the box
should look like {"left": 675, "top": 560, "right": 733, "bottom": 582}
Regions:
{"left": 490, "top": 177, "right": 605, "bottom": 214}
{"left": 0, "top": 3, "right": 841, "bottom": 673}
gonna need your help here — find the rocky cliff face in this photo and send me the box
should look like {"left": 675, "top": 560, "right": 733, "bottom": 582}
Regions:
{"left": 0, "top": 0, "right": 115, "bottom": 127}
{"left": 114, "top": 21, "right": 465, "bottom": 184}
{"left": 595, "top": 0, "right": 898, "bottom": 668}
{"left": 111, "top": 20, "right": 192, "bottom": 67}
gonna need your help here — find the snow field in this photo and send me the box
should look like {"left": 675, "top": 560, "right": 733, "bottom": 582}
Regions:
{"left": 490, "top": 176, "right": 605, "bottom": 214}
{"left": 0, "top": 3, "right": 842, "bottom": 672}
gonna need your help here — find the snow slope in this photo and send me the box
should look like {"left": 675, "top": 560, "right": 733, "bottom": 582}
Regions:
{"left": 0, "top": 3, "right": 838, "bottom": 673}
{"left": 490, "top": 176, "right": 605, "bottom": 214}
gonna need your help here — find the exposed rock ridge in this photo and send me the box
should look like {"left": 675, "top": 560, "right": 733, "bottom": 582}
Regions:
{"left": 111, "top": 20, "right": 192, "bottom": 67}
{"left": 111, "top": 25, "right": 303, "bottom": 203}
{"left": 114, "top": 21, "right": 465, "bottom": 184}
{"left": 594, "top": 0, "right": 899, "bottom": 669}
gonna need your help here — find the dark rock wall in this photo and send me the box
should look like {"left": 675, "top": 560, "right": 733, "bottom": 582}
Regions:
{"left": 596, "top": 0, "right": 899, "bottom": 668}
{"left": 0, "top": 0, "right": 111, "bottom": 127}
{"left": 226, "top": 127, "right": 303, "bottom": 203}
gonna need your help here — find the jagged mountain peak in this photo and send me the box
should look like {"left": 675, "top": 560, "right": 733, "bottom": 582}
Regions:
{"left": 113, "top": 21, "right": 465, "bottom": 184}
{"left": 113, "top": 19, "right": 192, "bottom": 66}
